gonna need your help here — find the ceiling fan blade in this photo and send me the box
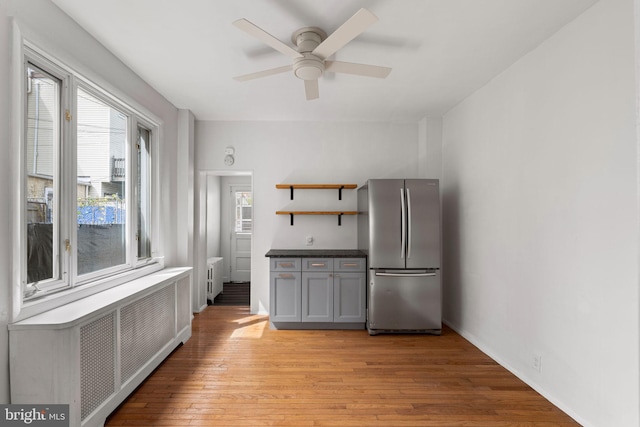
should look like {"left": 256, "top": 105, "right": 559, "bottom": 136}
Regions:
{"left": 233, "top": 18, "right": 303, "bottom": 59}
{"left": 304, "top": 79, "right": 319, "bottom": 100}
{"left": 325, "top": 61, "right": 391, "bottom": 78}
{"left": 312, "top": 8, "right": 378, "bottom": 60}
{"left": 233, "top": 65, "right": 293, "bottom": 82}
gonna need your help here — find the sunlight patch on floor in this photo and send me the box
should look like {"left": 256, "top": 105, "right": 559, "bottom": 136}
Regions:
{"left": 233, "top": 314, "right": 267, "bottom": 325}
{"left": 230, "top": 318, "right": 267, "bottom": 339}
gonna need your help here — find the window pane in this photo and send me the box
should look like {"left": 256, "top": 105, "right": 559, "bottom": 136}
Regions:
{"left": 234, "top": 191, "right": 252, "bottom": 232}
{"left": 76, "top": 87, "right": 127, "bottom": 276}
{"left": 137, "top": 126, "right": 151, "bottom": 259}
{"left": 26, "top": 65, "right": 60, "bottom": 291}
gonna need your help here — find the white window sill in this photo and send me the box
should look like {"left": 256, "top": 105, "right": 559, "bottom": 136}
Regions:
{"left": 11, "top": 266, "right": 190, "bottom": 330}
{"left": 15, "top": 261, "right": 165, "bottom": 323}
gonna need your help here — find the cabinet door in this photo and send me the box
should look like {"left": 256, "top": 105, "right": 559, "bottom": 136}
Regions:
{"left": 270, "top": 272, "right": 302, "bottom": 322}
{"left": 334, "top": 272, "right": 366, "bottom": 323}
{"left": 302, "top": 272, "right": 334, "bottom": 322}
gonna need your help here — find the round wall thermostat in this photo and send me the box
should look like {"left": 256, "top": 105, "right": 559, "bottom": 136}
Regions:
{"left": 224, "top": 154, "right": 235, "bottom": 166}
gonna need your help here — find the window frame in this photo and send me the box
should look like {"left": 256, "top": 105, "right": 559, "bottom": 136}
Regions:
{"left": 22, "top": 50, "right": 71, "bottom": 297}
{"left": 135, "top": 122, "right": 153, "bottom": 263}
{"left": 14, "top": 38, "right": 164, "bottom": 322}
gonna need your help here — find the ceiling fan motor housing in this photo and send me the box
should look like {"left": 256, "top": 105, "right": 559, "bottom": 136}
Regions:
{"left": 292, "top": 28, "right": 327, "bottom": 81}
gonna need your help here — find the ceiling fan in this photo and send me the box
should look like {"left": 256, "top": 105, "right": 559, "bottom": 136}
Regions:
{"left": 233, "top": 8, "right": 392, "bottom": 100}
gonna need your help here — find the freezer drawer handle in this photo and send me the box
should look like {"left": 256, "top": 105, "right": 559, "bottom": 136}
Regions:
{"left": 375, "top": 272, "right": 437, "bottom": 277}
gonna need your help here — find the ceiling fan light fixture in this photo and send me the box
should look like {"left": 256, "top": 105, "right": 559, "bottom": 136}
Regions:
{"left": 293, "top": 55, "right": 324, "bottom": 80}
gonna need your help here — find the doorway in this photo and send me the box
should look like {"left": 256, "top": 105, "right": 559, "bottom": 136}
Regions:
{"left": 207, "top": 174, "right": 252, "bottom": 286}
{"left": 196, "top": 171, "right": 253, "bottom": 310}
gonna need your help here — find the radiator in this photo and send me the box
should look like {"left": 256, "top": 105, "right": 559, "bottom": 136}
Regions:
{"left": 207, "top": 257, "right": 224, "bottom": 300}
{"left": 9, "top": 268, "right": 192, "bottom": 427}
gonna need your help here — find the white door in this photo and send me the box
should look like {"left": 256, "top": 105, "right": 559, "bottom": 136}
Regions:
{"left": 230, "top": 185, "right": 252, "bottom": 282}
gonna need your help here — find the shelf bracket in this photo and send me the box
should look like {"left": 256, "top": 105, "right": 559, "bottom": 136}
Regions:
{"left": 289, "top": 213, "right": 294, "bottom": 226}
{"left": 338, "top": 213, "right": 343, "bottom": 226}
{"left": 289, "top": 185, "right": 294, "bottom": 200}
{"left": 338, "top": 185, "right": 345, "bottom": 200}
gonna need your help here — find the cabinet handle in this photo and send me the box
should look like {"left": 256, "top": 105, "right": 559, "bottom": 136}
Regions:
{"left": 279, "top": 273, "right": 294, "bottom": 279}
{"left": 311, "top": 263, "right": 326, "bottom": 267}
{"left": 279, "top": 262, "right": 294, "bottom": 268}
{"left": 342, "top": 263, "right": 358, "bottom": 267}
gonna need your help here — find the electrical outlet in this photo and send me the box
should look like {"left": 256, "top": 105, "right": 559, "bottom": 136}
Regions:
{"left": 533, "top": 354, "right": 542, "bottom": 372}
{"left": 306, "top": 236, "right": 314, "bottom": 246}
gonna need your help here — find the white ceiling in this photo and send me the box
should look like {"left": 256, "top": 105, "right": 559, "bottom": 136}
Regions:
{"left": 51, "top": 0, "right": 599, "bottom": 122}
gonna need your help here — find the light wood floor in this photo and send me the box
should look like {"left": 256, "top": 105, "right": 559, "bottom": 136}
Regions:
{"left": 106, "top": 306, "right": 580, "bottom": 426}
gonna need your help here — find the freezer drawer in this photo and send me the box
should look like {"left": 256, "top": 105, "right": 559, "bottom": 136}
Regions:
{"left": 367, "top": 269, "right": 441, "bottom": 334}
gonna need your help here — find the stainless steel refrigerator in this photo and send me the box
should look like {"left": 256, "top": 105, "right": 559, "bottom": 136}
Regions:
{"left": 357, "top": 179, "right": 441, "bottom": 335}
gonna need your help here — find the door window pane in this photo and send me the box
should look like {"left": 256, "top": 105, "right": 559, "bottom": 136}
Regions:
{"left": 234, "top": 191, "right": 252, "bottom": 232}
{"left": 26, "top": 65, "right": 60, "bottom": 290}
{"left": 76, "top": 87, "right": 127, "bottom": 276}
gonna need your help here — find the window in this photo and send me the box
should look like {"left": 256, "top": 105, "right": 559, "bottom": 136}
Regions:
{"left": 22, "top": 46, "right": 159, "bottom": 301}
{"left": 25, "top": 64, "right": 61, "bottom": 295}
{"left": 234, "top": 191, "right": 252, "bottom": 232}
{"left": 137, "top": 125, "right": 152, "bottom": 260}
{"left": 76, "top": 86, "right": 128, "bottom": 277}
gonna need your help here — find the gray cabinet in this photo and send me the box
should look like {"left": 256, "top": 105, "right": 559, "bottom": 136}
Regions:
{"left": 302, "top": 272, "right": 333, "bottom": 322}
{"left": 270, "top": 258, "right": 302, "bottom": 322}
{"left": 269, "top": 256, "right": 365, "bottom": 328}
{"left": 334, "top": 272, "right": 366, "bottom": 322}
{"left": 302, "top": 258, "right": 333, "bottom": 322}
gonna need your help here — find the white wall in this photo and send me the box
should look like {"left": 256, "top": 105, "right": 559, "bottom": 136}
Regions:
{"left": 441, "top": 0, "right": 639, "bottom": 425}
{"left": 0, "top": 0, "right": 12, "bottom": 404}
{"left": 177, "top": 109, "right": 195, "bottom": 268}
{"left": 195, "top": 121, "right": 419, "bottom": 314}
{"left": 206, "top": 175, "right": 221, "bottom": 258}
{"left": 0, "top": 0, "right": 181, "bottom": 403}
{"left": 418, "top": 117, "right": 443, "bottom": 180}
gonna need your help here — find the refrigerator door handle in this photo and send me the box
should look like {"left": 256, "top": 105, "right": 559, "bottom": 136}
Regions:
{"left": 406, "top": 187, "right": 412, "bottom": 259}
{"left": 375, "top": 272, "right": 437, "bottom": 277}
{"left": 400, "top": 188, "right": 406, "bottom": 259}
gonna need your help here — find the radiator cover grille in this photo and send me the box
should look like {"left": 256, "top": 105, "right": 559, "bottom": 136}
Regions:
{"left": 80, "top": 312, "right": 116, "bottom": 421}
{"left": 120, "top": 284, "right": 176, "bottom": 382}
{"left": 177, "top": 276, "right": 191, "bottom": 332}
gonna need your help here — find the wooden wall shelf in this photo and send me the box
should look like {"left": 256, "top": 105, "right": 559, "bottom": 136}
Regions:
{"left": 276, "top": 184, "right": 357, "bottom": 200}
{"left": 276, "top": 211, "right": 358, "bottom": 226}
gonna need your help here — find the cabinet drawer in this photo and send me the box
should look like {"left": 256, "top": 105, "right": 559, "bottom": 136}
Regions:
{"left": 334, "top": 258, "right": 365, "bottom": 272}
{"left": 302, "top": 258, "right": 333, "bottom": 272}
{"left": 271, "top": 258, "right": 301, "bottom": 271}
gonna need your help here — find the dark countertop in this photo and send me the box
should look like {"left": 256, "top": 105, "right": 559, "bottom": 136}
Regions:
{"left": 265, "top": 249, "right": 366, "bottom": 258}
